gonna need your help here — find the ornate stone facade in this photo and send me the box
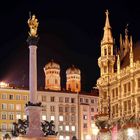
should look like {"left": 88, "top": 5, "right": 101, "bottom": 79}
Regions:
{"left": 97, "top": 10, "right": 140, "bottom": 124}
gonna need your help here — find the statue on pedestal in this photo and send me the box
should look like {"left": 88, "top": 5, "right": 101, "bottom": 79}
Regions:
{"left": 27, "top": 13, "right": 39, "bottom": 45}
{"left": 28, "top": 14, "right": 39, "bottom": 37}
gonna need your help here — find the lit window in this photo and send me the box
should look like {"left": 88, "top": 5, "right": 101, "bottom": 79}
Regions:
{"left": 83, "top": 115, "right": 87, "bottom": 120}
{"left": 42, "top": 115, "right": 46, "bottom": 120}
{"left": 16, "top": 113, "right": 21, "bottom": 119}
{"left": 16, "top": 104, "right": 21, "bottom": 110}
{"left": 71, "top": 126, "right": 75, "bottom": 131}
{"left": 51, "top": 116, "right": 55, "bottom": 121}
{"left": 9, "top": 104, "right": 14, "bottom": 110}
{"left": 1, "top": 112, "right": 7, "bottom": 120}
{"left": 1, "top": 123, "right": 7, "bottom": 130}
{"left": 59, "top": 116, "right": 63, "bottom": 121}
{"left": 65, "top": 136, "right": 70, "bottom": 140}
{"left": 2, "top": 103, "right": 7, "bottom": 110}
{"left": 9, "top": 123, "right": 14, "bottom": 130}
{"left": 65, "top": 126, "right": 69, "bottom": 131}
{"left": 9, "top": 113, "right": 14, "bottom": 120}
{"left": 59, "top": 126, "right": 63, "bottom": 131}
{"left": 16, "top": 95, "right": 20, "bottom": 100}
{"left": 59, "top": 135, "right": 64, "bottom": 140}
{"left": 2, "top": 94, "right": 7, "bottom": 99}
{"left": 9, "top": 94, "right": 14, "bottom": 100}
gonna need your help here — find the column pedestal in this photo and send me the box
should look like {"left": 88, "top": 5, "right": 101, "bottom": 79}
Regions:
{"left": 26, "top": 106, "right": 44, "bottom": 137}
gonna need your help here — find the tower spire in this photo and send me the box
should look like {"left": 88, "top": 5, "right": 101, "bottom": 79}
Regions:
{"left": 130, "top": 36, "right": 134, "bottom": 69}
{"left": 101, "top": 10, "right": 113, "bottom": 45}
{"left": 105, "top": 10, "right": 111, "bottom": 29}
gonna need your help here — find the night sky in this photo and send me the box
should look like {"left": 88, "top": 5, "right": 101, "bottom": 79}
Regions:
{"left": 0, "top": 1, "right": 140, "bottom": 92}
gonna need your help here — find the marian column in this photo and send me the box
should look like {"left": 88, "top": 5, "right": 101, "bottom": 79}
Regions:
{"left": 26, "top": 14, "right": 43, "bottom": 137}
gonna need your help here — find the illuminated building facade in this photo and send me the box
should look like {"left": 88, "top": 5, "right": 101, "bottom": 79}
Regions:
{"left": 0, "top": 62, "right": 98, "bottom": 140}
{"left": 97, "top": 10, "right": 140, "bottom": 139}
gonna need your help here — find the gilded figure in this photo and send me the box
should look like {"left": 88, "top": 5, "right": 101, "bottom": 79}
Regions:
{"left": 28, "top": 14, "right": 39, "bottom": 37}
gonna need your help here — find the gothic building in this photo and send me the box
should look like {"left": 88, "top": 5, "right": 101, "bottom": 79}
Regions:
{"left": 97, "top": 10, "right": 140, "bottom": 123}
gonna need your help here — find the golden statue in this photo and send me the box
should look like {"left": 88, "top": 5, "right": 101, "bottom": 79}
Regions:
{"left": 28, "top": 14, "right": 39, "bottom": 37}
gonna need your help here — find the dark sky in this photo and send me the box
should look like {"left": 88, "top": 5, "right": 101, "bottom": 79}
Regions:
{"left": 0, "top": 1, "right": 140, "bottom": 91}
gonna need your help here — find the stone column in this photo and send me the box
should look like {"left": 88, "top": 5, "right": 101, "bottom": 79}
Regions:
{"left": 29, "top": 45, "right": 37, "bottom": 103}
{"left": 26, "top": 36, "right": 43, "bottom": 137}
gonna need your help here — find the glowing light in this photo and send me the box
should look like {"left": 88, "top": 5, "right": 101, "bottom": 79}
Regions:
{"left": 0, "top": 82, "right": 9, "bottom": 88}
{"left": 92, "top": 122, "right": 99, "bottom": 136}
{"left": 86, "top": 135, "right": 91, "bottom": 140}
{"left": 127, "top": 128, "right": 134, "bottom": 137}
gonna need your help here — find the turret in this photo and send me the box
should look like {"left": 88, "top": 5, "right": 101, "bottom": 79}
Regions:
{"left": 66, "top": 65, "right": 81, "bottom": 92}
{"left": 98, "top": 10, "right": 115, "bottom": 77}
{"left": 44, "top": 60, "right": 61, "bottom": 91}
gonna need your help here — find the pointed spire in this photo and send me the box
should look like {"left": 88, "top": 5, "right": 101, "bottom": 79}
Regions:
{"left": 104, "top": 10, "right": 111, "bottom": 29}
{"left": 130, "top": 36, "right": 134, "bottom": 68}
{"left": 117, "top": 54, "right": 120, "bottom": 75}
{"left": 101, "top": 10, "right": 113, "bottom": 45}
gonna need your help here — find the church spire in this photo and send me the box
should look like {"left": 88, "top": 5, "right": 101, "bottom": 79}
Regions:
{"left": 101, "top": 10, "right": 113, "bottom": 45}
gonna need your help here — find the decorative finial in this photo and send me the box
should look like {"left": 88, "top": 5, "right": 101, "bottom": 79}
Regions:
{"left": 125, "top": 24, "right": 129, "bottom": 36}
{"left": 105, "top": 9, "right": 109, "bottom": 16}
{"left": 27, "top": 13, "right": 39, "bottom": 37}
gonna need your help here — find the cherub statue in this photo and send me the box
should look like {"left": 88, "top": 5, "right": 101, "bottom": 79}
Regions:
{"left": 27, "top": 14, "right": 39, "bottom": 37}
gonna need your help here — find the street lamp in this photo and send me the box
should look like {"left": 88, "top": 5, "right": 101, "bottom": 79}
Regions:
{"left": 92, "top": 122, "right": 99, "bottom": 140}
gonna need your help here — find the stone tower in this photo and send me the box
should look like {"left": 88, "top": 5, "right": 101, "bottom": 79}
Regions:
{"left": 44, "top": 60, "right": 61, "bottom": 91}
{"left": 98, "top": 10, "right": 115, "bottom": 77}
{"left": 66, "top": 65, "right": 81, "bottom": 92}
{"left": 97, "top": 10, "right": 115, "bottom": 114}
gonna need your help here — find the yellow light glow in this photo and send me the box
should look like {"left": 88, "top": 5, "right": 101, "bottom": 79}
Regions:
{"left": 0, "top": 82, "right": 9, "bottom": 88}
{"left": 127, "top": 128, "right": 134, "bottom": 137}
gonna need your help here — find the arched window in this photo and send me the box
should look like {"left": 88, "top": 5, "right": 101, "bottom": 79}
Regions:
{"left": 55, "top": 79, "right": 58, "bottom": 84}
{"left": 76, "top": 83, "right": 78, "bottom": 89}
